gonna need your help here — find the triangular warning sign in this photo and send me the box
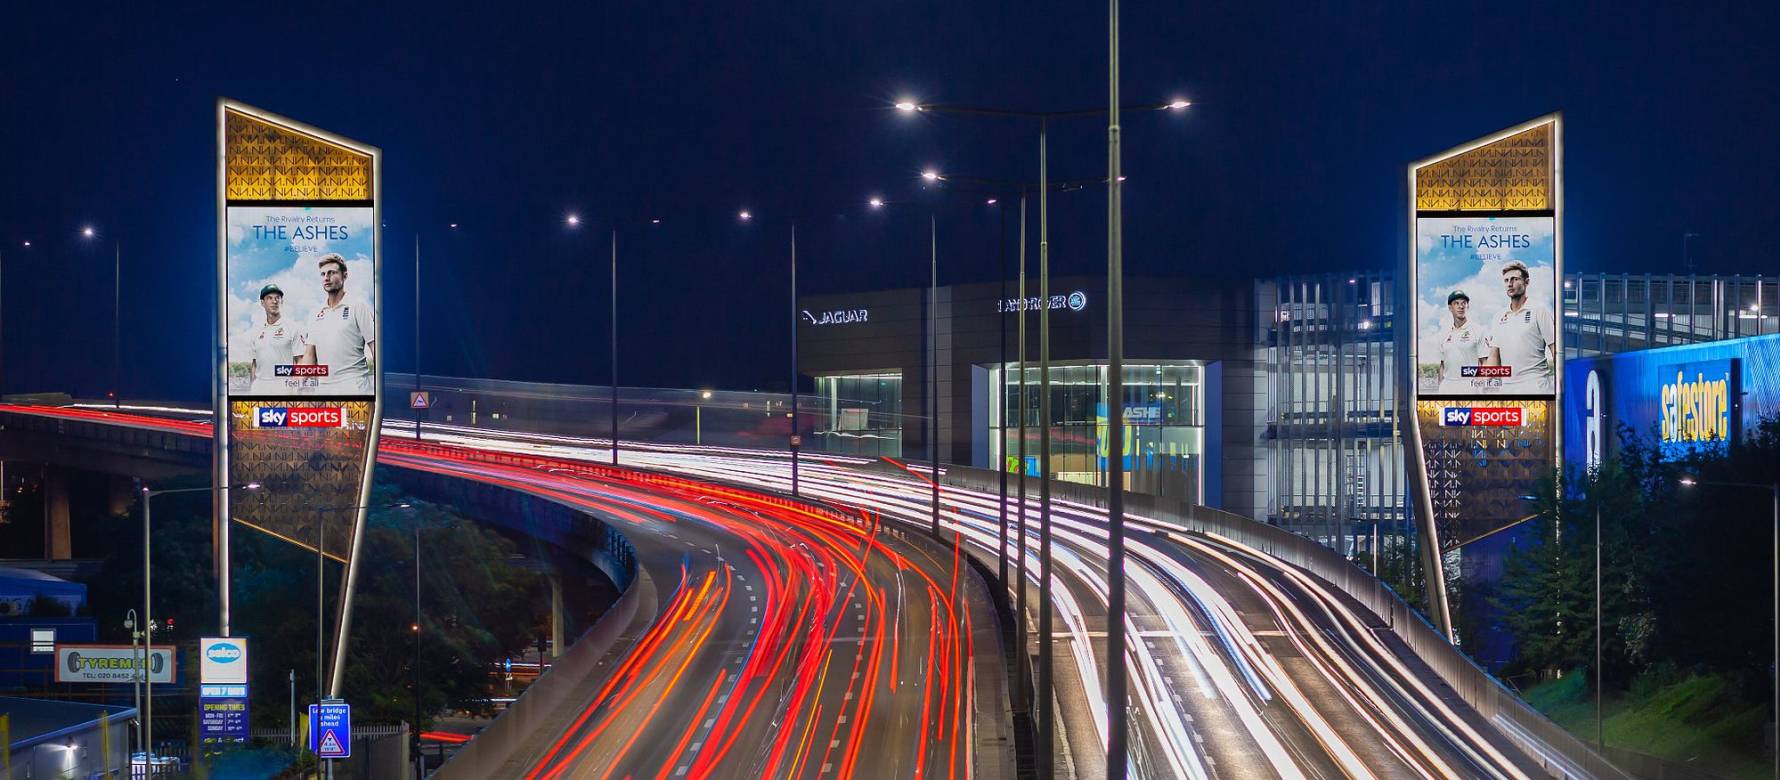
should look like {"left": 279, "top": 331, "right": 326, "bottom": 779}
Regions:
{"left": 319, "top": 730, "right": 343, "bottom": 755}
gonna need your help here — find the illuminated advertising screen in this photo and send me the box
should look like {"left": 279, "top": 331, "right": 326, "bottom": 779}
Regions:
{"left": 226, "top": 206, "right": 376, "bottom": 398}
{"left": 1415, "top": 216, "right": 1556, "bottom": 397}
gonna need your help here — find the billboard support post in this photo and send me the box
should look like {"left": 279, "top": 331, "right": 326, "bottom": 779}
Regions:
{"left": 1406, "top": 114, "right": 1563, "bottom": 643}
{"left": 216, "top": 99, "right": 382, "bottom": 700}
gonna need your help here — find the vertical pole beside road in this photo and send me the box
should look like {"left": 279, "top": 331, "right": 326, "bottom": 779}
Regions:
{"left": 317, "top": 510, "right": 325, "bottom": 704}
{"left": 1015, "top": 194, "right": 1030, "bottom": 714}
{"left": 1105, "top": 1, "right": 1130, "bottom": 774}
{"left": 998, "top": 199, "right": 1009, "bottom": 591}
{"left": 611, "top": 229, "right": 619, "bottom": 465}
{"left": 414, "top": 517, "right": 424, "bottom": 775}
{"left": 1036, "top": 117, "right": 1056, "bottom": 780}
{"left": 142, "top": 493, "right": 153, "bottom": 759}
{"left": 415, "top": 235, "right": 422, "bottom": 440}
{"left": 791, "top": 224, "right": 800, "bottom": 497}
{"left": 114, "top": 241, "right": 121, "bottom": 408}
{"left": 930, "top": 215, "right": 940, "bottom": 539}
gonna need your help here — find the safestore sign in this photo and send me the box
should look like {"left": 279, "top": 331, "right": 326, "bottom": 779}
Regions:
{"left": 200, "top": 637, "right": 249, "bottom": 685}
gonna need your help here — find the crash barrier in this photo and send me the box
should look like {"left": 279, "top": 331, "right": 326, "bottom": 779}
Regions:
{"left": 936, "top": 463, "right": 1630, "bottom": 780}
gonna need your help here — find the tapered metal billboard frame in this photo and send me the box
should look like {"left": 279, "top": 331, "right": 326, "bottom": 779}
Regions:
{"left": 214, "top": 98, "right": 383, "bottom": 700}
{"left": 1405, "top": 113, "right": 1563, "bottom": 641}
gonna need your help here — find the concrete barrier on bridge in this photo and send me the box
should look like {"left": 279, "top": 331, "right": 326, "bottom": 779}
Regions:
{"left": 936, "top": 463, "right": 1631, "bottom": 780}
{"left": 389, "top": 461, "right": 642, "bottom": 780}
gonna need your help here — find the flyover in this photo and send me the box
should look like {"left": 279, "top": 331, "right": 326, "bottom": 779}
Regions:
{"left": 1, "top": 391, "right": 1627, "bottom": 778}
{"left": 0, "top": 403, "right": 1011, "bottom": 778}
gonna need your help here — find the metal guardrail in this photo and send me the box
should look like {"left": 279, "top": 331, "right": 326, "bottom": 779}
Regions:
{"left": 937, "top": 463, "right": 1631, "bottom": 780}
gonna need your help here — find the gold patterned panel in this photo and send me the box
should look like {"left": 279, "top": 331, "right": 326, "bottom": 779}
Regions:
{"left": 227, "top": 400, "right": 374, "bottom": 561}
{"left": 1415, "top": 123, "right": 1552, "bottom": 211}
{"left": 226, "top": 110, "right": 372, "bottom": 201}
{"left": 1416, "top": 399, "right": 1553, "bottom": 550}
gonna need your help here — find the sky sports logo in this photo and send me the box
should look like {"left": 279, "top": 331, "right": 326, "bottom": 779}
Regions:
{"left": 255, "top": 407, "right": 346, "bottom": 428}
{"left": 273, "top": 364, "right": 330, "bottom": 377}
{"left": 1460, "top": 366, "right": 1513, "bottom": 378}
{"left": 1441, "top": 407, "right": 1524, "bottom": 427}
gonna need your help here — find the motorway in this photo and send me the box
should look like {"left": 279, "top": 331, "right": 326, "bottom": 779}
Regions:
{"left": 6, "top": 405, "right": 998, "bottom": 780}
{"left": 407, "top": 421, "right": 1551, "bottom": 780}
{"left": 23, "top": 403, "right": 1549, "bottom": 778}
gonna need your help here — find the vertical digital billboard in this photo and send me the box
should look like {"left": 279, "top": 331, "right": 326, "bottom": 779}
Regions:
{"left": 227, "top": 206, "right": 377, "bottom": 398}
{"left": 1405, "top": 115, "right": 1562, "bottom": 639}
{"left": 217, "top": 100, "right": 381, "bottom": 699}
{"left": 1415, "top": 216, "right": 1557, "bottom": 396}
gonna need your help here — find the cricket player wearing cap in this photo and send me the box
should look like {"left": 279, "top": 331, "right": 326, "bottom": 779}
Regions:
{"left": 1483, "top": 260, "right": 1556, "bottom": 393}
{"left": 296, "top": 253, "right": 376, "bottom": 395}
{"left": 247, "top": 283, "right": 303, "bottom": 394}
{"left": 1436, "top": 289, "right": 1487, "bottom": 394}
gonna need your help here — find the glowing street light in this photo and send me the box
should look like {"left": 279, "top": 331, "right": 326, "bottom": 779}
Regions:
{"left": 1167, "top": 99, "right": 1192, "bottom": 110}
{"left": 894, "top": 100, "right": 919, "bottom": 112}
{"left": 921, "top": 169, "right": 940, "bottom": 182}
{"left": 81, "top": 226, "right": 96, "bottom": 238}
{"left": 564, "top": 214, "right": 580, "bottom": 227}
{"left": 868, "top": 197, "right": 885, "bottom": 209}
{"left": 738, "top": 210, "right": 753, "bottom": 221}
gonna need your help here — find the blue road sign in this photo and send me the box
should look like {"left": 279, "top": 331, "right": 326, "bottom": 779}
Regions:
{"left": 309, "top": 700, "right": 352, "bottom": 759}
{"left": 199, "top": 684, "right": 249, "bottom": 742}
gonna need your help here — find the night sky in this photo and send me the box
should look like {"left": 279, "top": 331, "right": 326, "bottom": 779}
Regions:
{"left": 3, "top": 1, "right": 1775, "bottom": 402}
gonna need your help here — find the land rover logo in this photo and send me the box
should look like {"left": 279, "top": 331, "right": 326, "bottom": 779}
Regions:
{"left": 1067, "top": 291, "right": 1087, "bottom": 311}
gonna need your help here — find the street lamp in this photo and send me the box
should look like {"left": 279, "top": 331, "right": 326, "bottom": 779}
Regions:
{"left": 139, "top": 481, "right": 260, "bottom": 759}
{"left": 1679, "top": 475, "right": 1780, "bottom": 779}
{"left": 737, "top": 210, "right": 800, "bottom": 496}
{"left": 124, "top": 609, "right": 143, "bottom": 756}
{"left": 566, "top": 213, "right": 649, "bottom": 467}
{"left": 696, "top": 389, "right": 713, "bottom": 445}
{"left": 895, "top": 96, "right": 1190, "bottom": 770}
{"left": 81, "top": 226, "right": 121, "bottom": 408}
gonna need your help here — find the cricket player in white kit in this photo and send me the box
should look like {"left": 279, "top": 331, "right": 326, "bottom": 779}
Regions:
{"left": 1483, "top": 260, "right": 1556, "bottom": 393}
{"left": 297, "top": 253, "right": 376, "bottom": 395}
{"left": 247, "top": 284, "right": 303, "bottom": 394}
{"left": 1436, "top": 289, "right": 1487, "bottom": 394}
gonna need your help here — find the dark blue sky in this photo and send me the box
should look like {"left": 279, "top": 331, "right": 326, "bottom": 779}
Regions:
{"left": 3, "top": 1, "right": 1775, "bottom": 401}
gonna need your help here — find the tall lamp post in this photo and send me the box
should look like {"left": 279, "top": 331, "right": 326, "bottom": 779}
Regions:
{"left": 567, "top": 213, "right": 657, "bottom": 466}
{"left": 1105, "top": 4, "right": 1131, "bottom": 773}
{"left": 140, "top": 481, "right": 261, "bottom": 758}
{"left": 1680, "top": 476, "right": 1779, "bottom": 778}
{"left": 896, "top": 95, "right": 1189, "bottom": 776}
{"left": 737, "top": 210, "right": 805, "bottom": 497}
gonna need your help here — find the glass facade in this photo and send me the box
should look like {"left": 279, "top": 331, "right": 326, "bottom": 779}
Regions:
{"left": 1260, "top": 273, "right": 1407, "bottom": 549}
{"left": 812, "top": 373, "right": 903, "bottom": 457}
{"left": 988, "top": 362, "right": 1204, "bottom": 501}
{"left": 1563, "top": 274, "right": 1778, "bottom": 357}
{"left": 1259, "top": 270, "right": 1771, "bottom": 551}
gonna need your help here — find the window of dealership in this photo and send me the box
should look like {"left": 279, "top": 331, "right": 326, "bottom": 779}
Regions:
{"left": 988, "top": 361, "right": 1205, "bottom": 501}
{"left": 812, "top": 372, "right": 904, "bottom": 457}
